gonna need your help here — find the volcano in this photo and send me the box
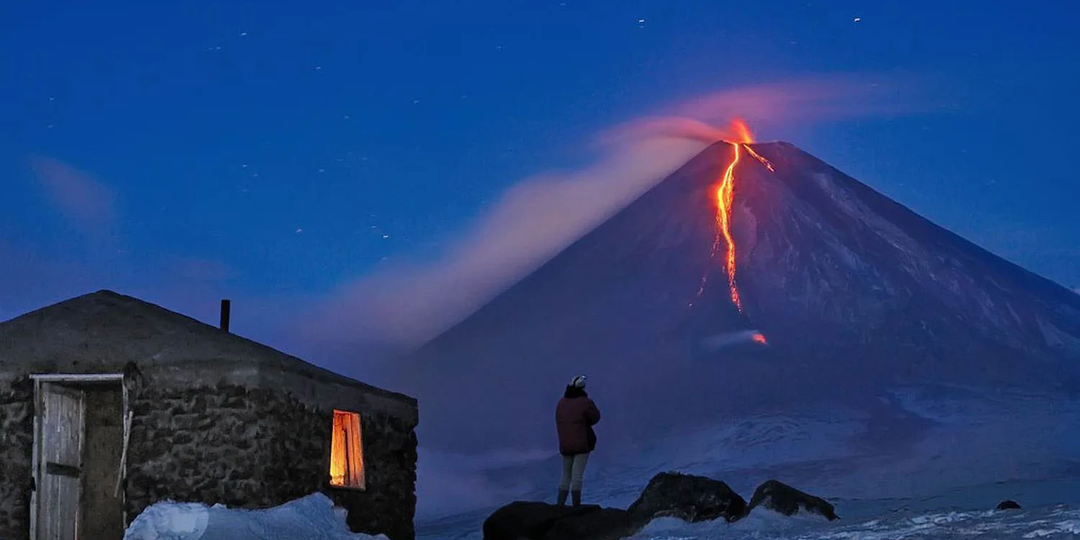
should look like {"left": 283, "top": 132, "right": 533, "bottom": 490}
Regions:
{"left": 389, "top": 140, "right": 1080, "bottom": 453}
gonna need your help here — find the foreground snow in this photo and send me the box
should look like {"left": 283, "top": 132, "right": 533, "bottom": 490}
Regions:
{"left": 632, "top": 504, "right": 1080, "bottom": 540}
{"left": 124, "top": 493, "right": 387, "bottom": 540}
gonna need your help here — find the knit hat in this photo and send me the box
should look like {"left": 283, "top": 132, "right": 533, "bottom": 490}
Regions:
{"left": 570, "top": 375, "right": 587, "bottom": 389}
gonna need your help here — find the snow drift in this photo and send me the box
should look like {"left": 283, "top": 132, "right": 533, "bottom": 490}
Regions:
{"left": 123, "top": 493, "right": 387, "bottom": 540}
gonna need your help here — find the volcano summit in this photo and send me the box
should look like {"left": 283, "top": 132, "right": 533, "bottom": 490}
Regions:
{"left": 389, "top": 138, "right": 1080, "bottom": 453}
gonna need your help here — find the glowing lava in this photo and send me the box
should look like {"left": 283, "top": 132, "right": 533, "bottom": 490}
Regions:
{"left": 694, "top": 118, "right": 777, "bottom": 318}
{"left": 716, "top": 141, "right": 744, "bottom": 310}
{"left": 688, "top": 118, "right": 775, "bottom": 346}
{"left": 697, "top": 118, "right": 755, "bottom": 311}
{"left": 744, "top": 145, "right": 775, "bottom": 172}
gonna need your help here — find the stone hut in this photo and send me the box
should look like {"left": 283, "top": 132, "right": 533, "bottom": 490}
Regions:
{"left": 0, "top": 290, "right": 419, "bottom": 540}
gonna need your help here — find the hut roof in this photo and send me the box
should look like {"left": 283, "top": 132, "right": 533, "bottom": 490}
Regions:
{"left": 0, "top": 290, "right": 416, "bottom": 411}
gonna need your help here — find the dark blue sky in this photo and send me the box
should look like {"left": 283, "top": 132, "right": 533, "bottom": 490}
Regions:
{"left": 2, "top": 1, "right": 1079, "bottom": 374}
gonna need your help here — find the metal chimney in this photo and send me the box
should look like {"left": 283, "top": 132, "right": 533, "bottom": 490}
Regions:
{"left": 220, "top": 299, "right": 231, "bottom": 332}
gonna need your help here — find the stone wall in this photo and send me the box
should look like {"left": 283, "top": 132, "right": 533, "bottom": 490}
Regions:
{"left": 0, "top": 378, "right": 33, "bottom": 540}
{"left": 126, "top": 383, "right": 418, "bottom": 540}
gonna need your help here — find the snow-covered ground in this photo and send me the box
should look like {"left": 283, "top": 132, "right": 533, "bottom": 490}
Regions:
{"left": 415, "top": 385, "right": 1080, "bottom": 539}
{"left": 631, "top": 503, "right": 1080, "bottom": 540}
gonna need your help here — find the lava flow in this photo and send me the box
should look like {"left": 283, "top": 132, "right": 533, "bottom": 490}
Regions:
{"left": 694, "top": 118, "right": 777, "bottom": 317}
{"left": 716, "top": 139, "right": 745, "bottom": 310}
{"left": 697, "top": 118, "right": 756, "bottom": 312}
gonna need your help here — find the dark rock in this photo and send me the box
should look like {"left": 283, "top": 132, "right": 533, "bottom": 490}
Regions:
{"left": 997, "top": 500, "right": 1022, "bottom": 510}
{"left": 626, "top": 472, "right": 747, "bottom": 525}
{"left": 747, "top": 479, "right": 838, "bottom": 521}
{"left": 483, "top": 501, "right": 635, "bottom": 540}
{"left": 540, "top": 507, "right": 634, "bottom": 540}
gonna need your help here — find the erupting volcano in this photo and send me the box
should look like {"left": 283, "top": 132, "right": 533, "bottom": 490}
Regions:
{"left": 390, "top": 130, "right": 1080, "bottom": 453}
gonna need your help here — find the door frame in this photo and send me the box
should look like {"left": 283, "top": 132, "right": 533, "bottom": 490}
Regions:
{"left": 29, "top": 373, "right": 128, "bottom": 540}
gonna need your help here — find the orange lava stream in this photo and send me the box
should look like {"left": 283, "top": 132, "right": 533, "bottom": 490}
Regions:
{"left": 751, "top": 333, "right": 768, "bottom": 344}
{"left": 717, "top": 142, "right": 743, "bottom": 311}
{"left": 744, "top": 145, "right": 775, "bottom": 172}
{"left": 694, "top": 119, "right": 776, "bottom": 328}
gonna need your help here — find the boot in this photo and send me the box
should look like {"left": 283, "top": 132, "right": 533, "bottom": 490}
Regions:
{"left": 571, "top": 490, "right": 582, "bottom": 507}
{"left": 556, "top": 489, "right": 569, "bottom": 506}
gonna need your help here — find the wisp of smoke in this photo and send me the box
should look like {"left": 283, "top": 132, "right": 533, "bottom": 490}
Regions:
{"left": 28, "top": 155, "right": 116, "bottom": 231}
{"left": 301, "top": 135, "right": 714, "bottom": 354}
{"left": 700, "top": 330, "right": 767, "bottom": 352}
{"left": 297, "top": 73, "right": 930, "bottom": 359}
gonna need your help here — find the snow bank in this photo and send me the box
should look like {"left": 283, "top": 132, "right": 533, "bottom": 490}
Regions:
{"left": 124, "top": 492, "right": 388, "bottom": 540}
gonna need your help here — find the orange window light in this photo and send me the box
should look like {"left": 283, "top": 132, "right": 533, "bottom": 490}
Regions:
{"left": 329, "top": 410, "right": 366, "bottom": 489}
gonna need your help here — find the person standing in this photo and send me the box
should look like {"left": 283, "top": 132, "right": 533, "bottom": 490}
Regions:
{"left": 554, "top": 375, "right": 601, "bottom": 506}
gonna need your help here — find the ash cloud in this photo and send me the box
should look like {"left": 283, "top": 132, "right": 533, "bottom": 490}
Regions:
{"left": 296, "top": 74, "right": 933, "bottom": 361}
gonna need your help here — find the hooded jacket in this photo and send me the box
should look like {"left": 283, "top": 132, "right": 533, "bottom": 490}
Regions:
{"left": 555, "top": 385, "right": 601, "bottom": 456}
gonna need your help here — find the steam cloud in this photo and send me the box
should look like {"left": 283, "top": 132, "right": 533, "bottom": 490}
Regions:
{"left": 297, "top": 73, "right": 931, "bottom": 359}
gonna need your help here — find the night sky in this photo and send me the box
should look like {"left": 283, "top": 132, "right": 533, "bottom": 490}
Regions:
{"left": 2, "top": 1, "right": 1079, "bottom": 379}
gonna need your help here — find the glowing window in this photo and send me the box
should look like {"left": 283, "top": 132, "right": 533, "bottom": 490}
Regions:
{"left": 329, "top": 410, "right": 366, "bottom": 489}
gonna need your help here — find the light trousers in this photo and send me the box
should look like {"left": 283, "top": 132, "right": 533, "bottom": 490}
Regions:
{"left": 559, "top": 452, "right": 590, "bottom": 491}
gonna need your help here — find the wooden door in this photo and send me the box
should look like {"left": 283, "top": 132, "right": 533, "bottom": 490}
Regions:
{"left": 35, "top": 383, "right": 86, "bottom": 540}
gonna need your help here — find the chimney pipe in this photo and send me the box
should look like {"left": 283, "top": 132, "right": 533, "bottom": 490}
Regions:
{"left": 220, "top": 299, "right": 231, "bottom": 332}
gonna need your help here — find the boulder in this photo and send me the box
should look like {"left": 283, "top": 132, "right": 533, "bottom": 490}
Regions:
{"left": 626, "top": 472, "right": 748, "bottom": 525}
{"left": 996, "top": 500, "right": 1022, "bottom": 510}
{"left": 539, "top": 507, "right": 634, "bottom": 540}
{"left": 482, "top": 501, "right": 634, "bottom": 540}
{"left": 747, "top": 479, "right": 838, "bottom": 521}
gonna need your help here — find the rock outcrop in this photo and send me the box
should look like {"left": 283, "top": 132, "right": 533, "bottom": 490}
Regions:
{"left": 482, "top": 502, "right": 633, "bottom": 540}
{"left": 997, "top": 500, "right": 1022, "bottom": 510}
{"left": 747, "top": 479, "right": 838, "bottom": 521}
{"left": 626, "top": 471, "right": 747, "bottom": 525}
{"left": 482, "top": 474, "right": 839, "bottom": 540}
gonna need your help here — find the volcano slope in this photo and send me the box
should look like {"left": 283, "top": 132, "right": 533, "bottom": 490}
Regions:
{"left": 388, "top": 140, "right": 1080, "bottom": 454}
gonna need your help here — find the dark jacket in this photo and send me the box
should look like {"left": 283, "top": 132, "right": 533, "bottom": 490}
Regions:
{"left": 555, "top": 385, "right": 601, "bottom": 456}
